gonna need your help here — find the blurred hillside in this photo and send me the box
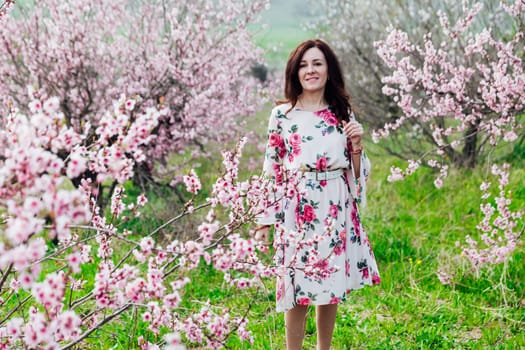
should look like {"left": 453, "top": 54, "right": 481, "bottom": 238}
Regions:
{"left": 253, "top": 0, "right": 317, "bottom": 68}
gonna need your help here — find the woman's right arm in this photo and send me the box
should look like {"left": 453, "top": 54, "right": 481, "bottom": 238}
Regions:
{"left": 255, "top": 107, "right": 286, "bottom": 226}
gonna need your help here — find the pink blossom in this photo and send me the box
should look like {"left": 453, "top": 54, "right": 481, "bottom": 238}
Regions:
{"left": 268, "top": 133, "right": 283, "bottom": 147}
{"left": 387, "top": 166, "right": 405, "bottom": 182}
{"left": 67, "top": 252, "right": 82, "bottom": 274}
{"left": 289, "top": 133, "right": 302, "bottom": 148}
{"left": 329, "top": 204, "right": 339, "bottom": 218}
{"left": 198, "top": 222, "right": 219, "bottom": 245}
{"left": 436, "top": 269, "right": 452, "bottom": 285}
{"left": 297, "top": 297, "right": 311, "bottom": 306}
{"left": 302, "top": 204, "right": 316, "bottom": 223}
{"left": 164, "top": 333, "right": 184, "bottom": 350}
{"left": 315, "top": 156, "right": 327, "bottom": 171}
{"left": 56, "top": 311, "right": 82, "bottom": 341}
{"left": 140, "top": 237, "right": 155, "bottom": 253}
{"left": 125, "top": 99, "right": 136, "bottom": 111}
{"left": 183, "top": 169, "right": 202, "bottom": 194}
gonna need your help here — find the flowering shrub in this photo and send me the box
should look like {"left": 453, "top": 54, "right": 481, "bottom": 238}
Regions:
{"left": 0, "top": 0, "right": 272, "bottom": 195}
{"left": 0, "top": 3, "right": 321, "bottom": 348}
{"left": 460, "top": 164, "right": 523, "bottom": 270}
{"left": 0, "top": 94, "right": 344, "bottom": 348}
{"left": 374, "top": 1, "right": 525, "bottom": 272}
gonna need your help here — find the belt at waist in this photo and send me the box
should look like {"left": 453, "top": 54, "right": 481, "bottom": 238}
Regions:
{"left": 303, "top": 168, "right": 344, "bottom": 181}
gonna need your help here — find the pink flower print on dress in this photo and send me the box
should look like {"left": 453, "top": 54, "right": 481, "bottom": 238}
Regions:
{"left": 272, "top": 163, "right": 284, "bottom": 185}
{"left": 268, "top": 133, "right": 282, "bottom": 147}
{"left": 279, "top": 147, "right": 286, "bottom": 159}
{"left": 297, "top": 297, "right": 311, "bottom": 306}
{"left": 289, "top": 133, "right": 302, "bottom": 148}
{"left": 316, "top": 156, "right": 327, "bottom": 171}
{"left": 333, "top": 242, "right": 344, "bottom": 256}
{"left": 329, "top": 204, "right": 339, "bottom": 218}
{"left": 351, "top": 203, "right": 361, "bottom": 237}
{"left": 276, "top": 279, "right": 284, "bottom": 301}
{"left": 269, "top": 133, "right": 286, "bottom": 159}
{"left": 288, "top": 133, "right": 302, "bottom": 162}
{"left": 303, "top": 204, "right": 316, "bottom": 222}
{"left": 333, "top": 229, "right": 346, "bottom": 256}
{"left": 315, "top": 109, "right": 338, "bottom": 126}
{"left": 329, "top": 296, "right": 340, "bottom": 304}
{"left": 340, "top": 230, "right": 347, "bottom": 250}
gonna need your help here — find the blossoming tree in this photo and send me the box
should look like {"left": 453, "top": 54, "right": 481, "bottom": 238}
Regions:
{"left": 315, "top": 0, "right": 524, "bottom": 275}
{"left": 0, "top": 0, "right": 271, "bottom": 202}
{"left": 312, "top": 0, "right": 523, "bottom": 168}
{"left": 376, "top": 0, "right": 524, "bottom": 274}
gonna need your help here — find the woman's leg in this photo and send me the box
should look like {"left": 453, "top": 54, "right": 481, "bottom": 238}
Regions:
{"left": 316, "top": 304, "right": 338, "bottom": 350}
{"left": 285, "top": 305, "right": 309, "bottom": 350}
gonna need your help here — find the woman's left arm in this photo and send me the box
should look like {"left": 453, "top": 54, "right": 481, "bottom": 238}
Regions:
{"left": 343, "top": 119, "right": 371, "bottom": 207}
{"left": 343, "top": 119, "right": 365, "bottom": 177}
{"left": 350, "top": 144, "right": 363, "bottom": 179}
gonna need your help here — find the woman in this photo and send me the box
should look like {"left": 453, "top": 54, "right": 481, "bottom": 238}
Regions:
{"left": 256, "top": 39, "right": 380, "bottom": 350}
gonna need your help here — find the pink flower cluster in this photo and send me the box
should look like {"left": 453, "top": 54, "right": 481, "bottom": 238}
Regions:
{"left": 273, "top": 223, "right": 338, "bottom": 282}
{"left": 0, "top": 0, "right": 15, "bottom": 21}
{"left": 183, "top": 169, "right": 202, "bottom": 194}
{"left": 460, "top": 164, "right": 523, "bottom": 270}
{"left": 0, "top": 85, "right": 337, "bottom": 350}
{"left": 0, "top": 0, "right": 310, "bottom": 347}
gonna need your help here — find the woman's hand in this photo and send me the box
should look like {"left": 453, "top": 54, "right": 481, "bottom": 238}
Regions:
{"left": 342, "top": 120, "right": 364, "bottom": 149}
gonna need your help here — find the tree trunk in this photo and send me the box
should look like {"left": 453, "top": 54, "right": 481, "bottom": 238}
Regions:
{"left": 460, "top": 122, "right": 480, "bottom": 168}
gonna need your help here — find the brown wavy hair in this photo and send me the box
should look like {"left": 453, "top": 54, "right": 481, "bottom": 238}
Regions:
{"left": 279, "top": 39, "right": 353, "bottom": 123}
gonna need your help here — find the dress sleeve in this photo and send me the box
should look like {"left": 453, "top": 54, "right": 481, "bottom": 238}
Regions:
{"left": 345, "top": 142, "right": 371, "bottom": 208}
{"left": 256, "top": 108, "right": 286, "bottom": 225}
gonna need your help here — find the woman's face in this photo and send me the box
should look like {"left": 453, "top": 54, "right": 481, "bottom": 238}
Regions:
{"left": 298, "top": 47, "right": 328, "bottom": 94}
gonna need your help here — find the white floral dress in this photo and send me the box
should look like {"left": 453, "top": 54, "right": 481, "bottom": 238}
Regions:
{"left": 258, "top": 103, "right": 380, "bottom": 312}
